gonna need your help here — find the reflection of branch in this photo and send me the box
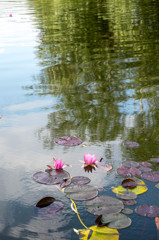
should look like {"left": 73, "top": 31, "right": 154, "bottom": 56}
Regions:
{"left": 139, "top": 88, "right": 143, "bottom": 113}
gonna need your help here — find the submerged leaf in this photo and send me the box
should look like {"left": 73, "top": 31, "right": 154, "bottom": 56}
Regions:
{"left": 55, "top": 136, "right": 82, "bottom": 146}
{"left": 64, "top": 184, "right": 98, "bottom": 201}
{"left": 36, "top": 197, "right": 55, "bottom": 208}
{"left": 85, "top": 196, "right": 124, "bottom": 215}
{"left": 136, "top": 204, "right": 159, "bottom": 218}
{"left": 35, "top": 199, "right": 64, "bottom": 218}
{"left": 124, "top": 141, "right": 139, "bottom": 148}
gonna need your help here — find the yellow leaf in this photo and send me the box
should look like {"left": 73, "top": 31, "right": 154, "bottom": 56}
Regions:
{"left": 76, "top": 226, "right": 119, "bottom": 240}
{"left": 112, "top": 185, "right": 148, "bottom": 195}
{"left": 82, "top": 144, "right": 87, "bottom": 147}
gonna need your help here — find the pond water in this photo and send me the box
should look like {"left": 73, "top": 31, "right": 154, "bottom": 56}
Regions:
{"left": 1, "top": 0, "right": 159, "bottom": 239}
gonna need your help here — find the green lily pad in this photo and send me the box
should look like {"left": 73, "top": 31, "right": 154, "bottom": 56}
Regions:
{"left": 64, "top": 184, "right": 98, "bottom": 201}
{"left": 85, "top": 196, "right": 124, "bottom": 215}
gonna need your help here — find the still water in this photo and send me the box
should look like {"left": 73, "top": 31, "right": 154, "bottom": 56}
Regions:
{"left": 1, "top": 0, "right": 159, "bottom": 239}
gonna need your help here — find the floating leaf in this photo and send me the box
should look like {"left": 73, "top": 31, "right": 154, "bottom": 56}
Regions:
{"left": 76, "top": 226, "right": 119, "bottom": 240}
{"left": 106, "top": 165, "right": 113, "bottom": 172}
{"left": 85, "top": 196, "right": 124, "bottom": 215}
{"left": 116, "top": 191, "right": 137, "bottom": 200}
{"left": 36, "top": 197, "right": 55, "bottom": 208}
{"left": 124, "top": 141, "right": 139, "bottom": 148}
{"left": 117, "top": 166, "right": 141, "bottom": 177}
{"left": 55, "top": 136, "right": 82, "bottom": 146}
{"left": 136, "top": 204, "right": 159, "bottom": 218}
{"left": 46, "top": 169, "right": 70, "bottom": 179}
{"left": 112, "top": 185, "right": 148, "bottom": 195}
{"left": 122, "top": 208, "right": 133, "bottom": 214}
{"left": 64, "top": 185, "right": 98, "bottom": 201}
{"left": 33, "top": 171, "right": 61, "bottom": 185}
{"left": 35, "top": 199, "right": 64, "bottom": 218}
{"left": 71, "top": 176, "right": 90, "bottom": 185}
{"left": 139, "top": 162, "right": 152, "bottom": 167}
{"left": 60, "top": 178, "right": 71, "bottom": 188}
{"left": 139, "top": 166, "right": 152, "bottom": 173}
{"left": 142, "top": 171, "right": 159, "bottom": 182}
{"left": 122, "top": 199, "right": 137, "bottom": 206}
{"left": 121, "top": 178, "right": 137, "bottom": 189}
{"left": 150, "top": 158, "right": 159, "bottom": 163}
{"left": 123, "top": 161, "right": 139, "bottom": 168}
{"left": 96, "top": 213, "right": 132, "bottom": 229}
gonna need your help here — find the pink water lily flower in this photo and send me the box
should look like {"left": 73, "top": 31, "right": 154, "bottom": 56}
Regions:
{"left": 80, "top": 154, "right": 98, "bottom": 168}
{"left": 47, "top": 158, "right": 65, "bottom": 170}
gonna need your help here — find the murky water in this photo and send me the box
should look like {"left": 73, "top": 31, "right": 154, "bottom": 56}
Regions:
{"left": 1, "top": 0, "right": 159, "bottom": 239}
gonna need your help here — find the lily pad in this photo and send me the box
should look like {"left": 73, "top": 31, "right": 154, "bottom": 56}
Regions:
{"left": 139, "top": 162, "right": 152, "bottom": 167}
{"left": 33, "top": 171, "right": 62, "bottom": 185}
{"left": 71, "top": 176, "right": 90, "bottom": 185}
{"left": 117, "top": 166, "right": 141, "bottom": 177}
{"left": 36, "top": 197, "right": 55, "bottom": 208}
{"left": 123, "top": 161, "right": 139, "bottom": 168}
{"left": 35, "top": 199, "right": 64, "bottom": 218}
{"left": 150, "top": 158, "right": 159, "bottom": 163}
{"left": 122, "top": 199, "right": 137, "bottom": 206}
{"left": 124, "top": 141, "right": 139, "bottom": 148}
{"left": 77, "top": 226, "right": 119, "bottom": 240}
{"left": 121, "top": 178, "right": 137, "bottom": 189}
{"left": 60, "top": 178, "right": 71, "bottom": 188}
{"left": 55, "top": 136, "right": 82, "bottom": 146}
{"left": 64, "top": 184, "right": 98, "bottom": 201}
{"left": 122, "top": 208, "right": 133, "bottom": 214}
{"left": 96, "top": 213, "right": 132, "bottom": 229}
{"left": 142, "top": 171, "right": 159, "bottom": 182}
{"left": 116, "top": 191, "right": 137, "bottom": 200}
{"left": 136, "top": 204, "right": 159, "bottom": 218}
{"left": 112, "top": 185, "right": 148, "bottom": 195}
{"left": 139, "top": 166, "right": 152, "bottom": 173}
{"left": 46, "top": 169, "right": 70, "bottom": 180}
{"left": 85, "top": 196, "right": 124, "bottom": 215}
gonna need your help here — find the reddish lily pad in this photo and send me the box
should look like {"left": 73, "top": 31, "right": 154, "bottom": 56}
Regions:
{"left": 150, "top": 158, "right": 159, "bottom": 163}
{"left": 116, "top": 191, "right": 137, "bottom": 200}
{"left": 85, "top": 196, "right": 124, "bottom": 215}
{"left": 33, "top": 171, "right": 62, "bottom": 185}
{"left": 121, "top": 178, "right": 137, "bottom": 189}
{"left": 117, "top": 166, "right": 141, "bottom": 177}
{"left": 35, "top": 199, "right": 64, "bottom": 218}
{"left": 142, "top": 171, "right": 159, "bottom": 182}
{"left": 139, "top": 166, "right": 152, "bottom": 173}
{"left": 96, "top": 213, "right": 131, "bottom": 229}
{"left": 46, "top": 169, "right": 70, "bottom": 179}
{"left": 139, "top": 162, "right": 152, "bottom": 167}
{"left": 124, "top": 141, "right": 139, "bottom": 148}
{"left": 55, "top": 136, "right": 82, "bottom": 146}
{"left": 36, "top": 197, "right": 55, "bottom": 208}
{"left": 71, "top": 176, "right": 90, "bottom": 185}
{"left": 122, "top": 199, "right": 137, "bottom": 206}
{"left": 123, "top": 161, "right": 139, "bottom": 168}
{"left": 136, "top": 204, "right": 159, "bottom": 218}
{"left": 64, "top": 184, "right": 98, "bottom": 201}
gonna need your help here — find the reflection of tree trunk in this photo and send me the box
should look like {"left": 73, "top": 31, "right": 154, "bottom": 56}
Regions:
{"left": 139, "top": 88, "right": 143, "bottom": 112}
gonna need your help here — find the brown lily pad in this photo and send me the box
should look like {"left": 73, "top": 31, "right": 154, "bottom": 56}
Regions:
{"left": 55, "top": 136, "right": 82, "bottom": 146}
{"left": 121, "top": 178, "right": 137, "bottom": 189}
{"left": 36, "top": 197, "right": 55, "bottom": 208}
